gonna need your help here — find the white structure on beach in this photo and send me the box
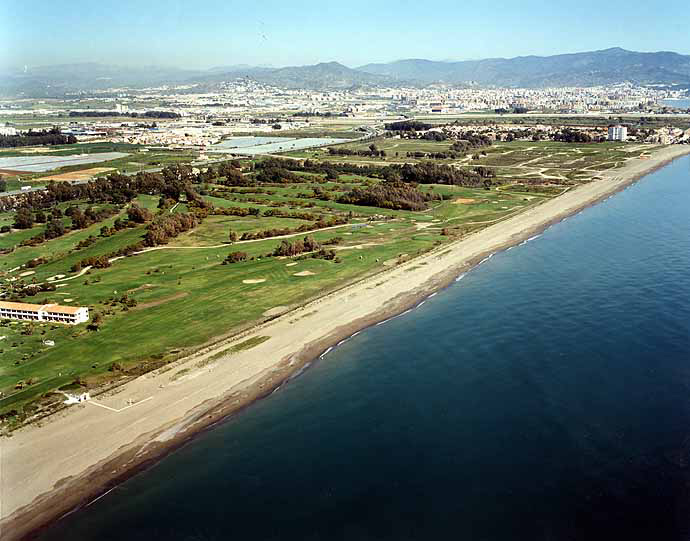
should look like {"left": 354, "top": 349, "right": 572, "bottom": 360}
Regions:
{"left": 608, "top": 125, "right": 628, "bottom": 141}
{"left": 0, "top": 301, "right": 89, "bottom": 325}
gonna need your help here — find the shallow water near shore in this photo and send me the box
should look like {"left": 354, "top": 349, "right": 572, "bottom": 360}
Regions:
{"left": 40, "top": 156, "right": 690, "bottom": 540}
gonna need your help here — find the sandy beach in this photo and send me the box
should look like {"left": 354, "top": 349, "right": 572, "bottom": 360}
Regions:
{"left": 2, "top": 144, "right": 689, "bottom": 541}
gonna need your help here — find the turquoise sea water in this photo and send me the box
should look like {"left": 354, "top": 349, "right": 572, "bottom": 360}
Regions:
{"left": 40, "top": 156, "right": 690, "bottom": 540}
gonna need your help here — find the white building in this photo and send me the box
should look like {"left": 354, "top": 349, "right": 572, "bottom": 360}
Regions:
{"left": 608, "top": 125, "right": 628, "bottom": 141}
{"left": 0, "top": 301, "right": 89, "bottom": 325}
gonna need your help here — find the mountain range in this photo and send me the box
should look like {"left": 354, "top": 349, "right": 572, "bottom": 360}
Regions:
{"left": 2, "top": 48, "right": 690, "bottom": 97}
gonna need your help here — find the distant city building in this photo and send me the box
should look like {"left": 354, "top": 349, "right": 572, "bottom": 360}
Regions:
{"left": 608, "top": 125, "right": 628, "bottom": 141}
{"left": 0, "top": 301, "right": 89, "bottom": 325}
{"left": 0, "top": 126, "right": 18, "bottom": 136}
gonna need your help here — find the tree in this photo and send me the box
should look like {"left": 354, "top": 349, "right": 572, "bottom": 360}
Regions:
{"left": 228, "top": 230, "right": 238, "bottom": 243}
{"left": 222, "top": 251, "right": 247, "bottom": 264}
{"left": 13, "top": 207, "right": 34, "bottom": 229}
{"left": 0, "top": 178, "right": 7, "bottom": 192}
{"left": 70, "top": 208, "right": 88, "bottom": 229}
{"left": 127, "top": 203, "right": 153, "bottom": 223}
{"left": 44, "top": 219, "right": 66, "bottom": 239}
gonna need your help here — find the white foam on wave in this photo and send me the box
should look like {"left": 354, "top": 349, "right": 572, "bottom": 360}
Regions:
{"left": 478, "top": 253, "right": 495, "bottom": 265}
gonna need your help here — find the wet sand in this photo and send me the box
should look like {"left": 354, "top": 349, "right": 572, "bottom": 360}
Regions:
{"left": 1, "top": 144, "right": 689, "bottom": 541}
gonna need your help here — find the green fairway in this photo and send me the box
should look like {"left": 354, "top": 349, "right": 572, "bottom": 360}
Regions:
{"left": 0, "top": 138, "right": 662, "bottom": 425}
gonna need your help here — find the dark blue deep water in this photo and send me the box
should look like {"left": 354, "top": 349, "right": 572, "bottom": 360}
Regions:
{"left": 41, "top": 156, "right": 690, "bottom": 541}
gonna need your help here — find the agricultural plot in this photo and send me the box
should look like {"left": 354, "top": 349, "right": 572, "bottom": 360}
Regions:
{"left": 210, "top": 136, "right": 349, "bottom": 155}
{"left": 0, "top": 152, "right": 130, "bottom": 173}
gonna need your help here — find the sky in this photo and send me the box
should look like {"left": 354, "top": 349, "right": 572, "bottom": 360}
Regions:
{"left": 3, "top": 0, "right": 690, "bottom": 70}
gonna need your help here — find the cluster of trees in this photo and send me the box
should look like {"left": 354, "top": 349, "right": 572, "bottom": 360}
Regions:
{"left": 253, "top": 157, "right": 389, "bottom": 180}
{"left": 495, "top": 107, "right": 528, "bottom": 114}
{"left": 237, "top": 215, "right": 348, "bottom": 242}
{"left": 420, "top": 131, "right": 447, "bottom": 141}
{"left": 66, "top": 205, "right": 118, "bottom": 229}
{"left": 99, "top": 215, "right": 140, "bottom": 238}
{"left": 12, "top": 205, "right": 115, "bottom": 250}
{"left": 338, "top": 180, "right": 434, "bottom": 211}
{"left": 69, "top": 209, "right": 207, "bottom": 270}
{"left": 272, "top": 235, "right": 321, "bottom": 256}
{"left": 390, "top": 162, "right": 495, "bottom": 188}
{"left": 254, "top": 165, "right": 300, "bottom": 184}
{"left": 262, "top": 208, "right": 318, "bottom": 221}
{"left": 3, "top": 281, "right": 56, "bottom": 301}
{"left": 0, "top": 127, "right": 76, "bottom": 148}
{"left": 404, "top": 151, "right": 460, "bottom": 160}
{"left": 126, "top": 203, "right": 154, "bottom": 223}
{"left": 68, "top": 111, "right": 180, "bottom": 119}
{"left": 328, "top": 144, "right": 386, "bottom": 158}
{"left": 1, "top": 163, "right": 208, "bottom": 214}
{"left": 384, "top": 120, "right": 433, "bottom": 132}
{"left": 143, "top": 212, "right": 202, "bottom": 247}
{"left": 293, "top": 111, "right": 348, "bottom": 118}
{"left": 450, "top": 134, "right": 493, "bottom": 153}
{"left": 222, "top": 251, "right": 248, "bottom": 264}
{"left": 71, "top": 254, "right": 111, "bottom": 271}
{"left": 212, "top": 206, "right": 261, "bottom": 218}
{"left": 553, "top": 128, "right": 599, "bottom": 143}
{"left": 75, "top": 235, "right": 98, "bottom": 250}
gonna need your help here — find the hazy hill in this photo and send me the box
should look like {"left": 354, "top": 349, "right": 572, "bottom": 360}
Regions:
{"left": 0, "top": 63, "right": 202, "bottom": 96}
{"left": 201, "top": 61, "right": 395, "bottom": 90}
{"left": 357, "top": 48, "right": 690, "bottom": 87}
{"left": 3, "top": 48, "right": 690, "bottom": 97}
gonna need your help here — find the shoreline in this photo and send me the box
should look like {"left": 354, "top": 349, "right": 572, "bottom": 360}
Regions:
{"left": 2, "top": 144, "right": 689, "bottom": 541}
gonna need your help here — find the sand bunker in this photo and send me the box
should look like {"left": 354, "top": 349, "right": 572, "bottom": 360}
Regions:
{"left": 263, "top": 306, "right": 289, "bottom": 317}
{"left": 242, "top": 279, "right": 266, "bottom": 284}
{"left": 293, "top": 271, "right": 315, "bottom": 276}
{"left": 285, "top": 262, "right": 298, "bottom": 267}
{"left": 63, "top": 298, "right": 73, "bottom": 302}
{"left": 19, "top": 271, "right": 35, "bottom": 277}
{"left": 453, "top": 198, "right": 476, "bottom": 204}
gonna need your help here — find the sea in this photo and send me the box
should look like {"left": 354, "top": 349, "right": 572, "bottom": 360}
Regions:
{"left": 661, "top": 98, "right": 690, "bottom": 109}
{"left": 39, "top": 155, "right": 690, "bottom": 541}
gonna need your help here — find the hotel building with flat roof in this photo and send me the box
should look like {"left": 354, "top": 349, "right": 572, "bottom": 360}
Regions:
{"left": 0, "top": 301, "right": 89, "bottom": 325}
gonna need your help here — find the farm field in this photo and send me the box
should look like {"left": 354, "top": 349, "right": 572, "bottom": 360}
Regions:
{"left": 210, "top": 136, "right": 350, "bottom": 155}
{"left": 0, "top": 143, "right": 198, "bottom": 187}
